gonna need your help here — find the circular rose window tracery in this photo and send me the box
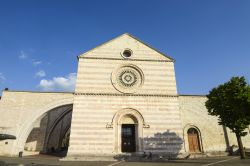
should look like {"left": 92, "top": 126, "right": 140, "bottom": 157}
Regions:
{"left": 111, "top": 65, "right": 144, "bottom": 94}
{"left": 119, "top": 70, "right": 137, "bottom": 87}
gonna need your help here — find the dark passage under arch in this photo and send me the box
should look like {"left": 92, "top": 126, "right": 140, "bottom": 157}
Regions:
{"left": 24, "top": 104, "right": 73, "bottom": 157}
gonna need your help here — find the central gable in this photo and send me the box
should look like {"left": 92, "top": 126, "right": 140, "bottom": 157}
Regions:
{"left": 78, "top": 33, "right": 174, "bottom": 61}
{"left": 75, "top": 33, "right": 178, "bottom": 96}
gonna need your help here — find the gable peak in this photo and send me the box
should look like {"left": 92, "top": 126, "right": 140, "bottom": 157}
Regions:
{"left": 78, "top": 33, "right": 174, "bottom": 62}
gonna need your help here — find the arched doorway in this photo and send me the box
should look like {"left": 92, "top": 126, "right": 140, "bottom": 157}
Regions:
{"left": 187, "top": 128, "right": 201, "bottom": 153}
{"left": 120, "top": 115, "right": 138, "bottom": 152}
{"left": 112, "top": 108, "right": 145, "bottom": 153}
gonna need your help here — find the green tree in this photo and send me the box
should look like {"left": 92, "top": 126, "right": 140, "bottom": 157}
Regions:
{"left": 205, "top": 76, "right": 250, "bottom": 159}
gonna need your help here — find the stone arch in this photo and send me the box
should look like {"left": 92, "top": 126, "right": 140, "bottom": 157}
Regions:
{"left": 111, "top": 108, "right": 145, "bottom": 126}
{"left": 112, "top": 108, "right": 146, "bottom": 153}
{"left": 119, "top": 114, "right": 138, "bottom": 124}
{"left": 12, "top": 98, "right": 73, "bottom": 156}
{"left": 183, "top": 124, "right": 203, "bottom": 153}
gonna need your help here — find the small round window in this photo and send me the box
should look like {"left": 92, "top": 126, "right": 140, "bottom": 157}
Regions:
{"left": 122, "top": 49, "right": 132, "bottom": 58}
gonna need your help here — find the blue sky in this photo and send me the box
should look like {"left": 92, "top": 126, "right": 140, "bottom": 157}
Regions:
{"left": 0, "top": 0, "right": 249, "bottom": 95}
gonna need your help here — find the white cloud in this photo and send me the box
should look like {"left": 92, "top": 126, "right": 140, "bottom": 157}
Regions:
{"left": 33, "top": 60, "right": 42, "bottom": 66}
{"left": 0, "top": 73, "right": 6, "bottom": 84}
{"left": 35, "top": 70, "right": 46, "bottom": 77}
{"left": 19, "top": 50, "right": 28, "bottom": 59}
{"left": 18, "top": 50, "right": 45, "bottom": 68}
{"left": 38, "top": 73, "right": 76, "bottom": 92}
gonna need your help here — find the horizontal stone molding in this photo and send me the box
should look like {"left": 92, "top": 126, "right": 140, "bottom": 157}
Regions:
{"left": 74, "top": 92, "right": 178, "bottom": 98}
{"left": 79, "top": 56, "right": 173, "bottom": 62}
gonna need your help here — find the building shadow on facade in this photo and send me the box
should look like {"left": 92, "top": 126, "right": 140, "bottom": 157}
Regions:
{"left": 113, "top": 130, "right": 183, "bottom": 161}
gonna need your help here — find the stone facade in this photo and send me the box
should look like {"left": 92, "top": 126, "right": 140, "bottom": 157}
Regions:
{"left": 0, "top": 33, "right": 249, "bottom": 159}
{"left": 67, "top": 34, "right": 183, "bottom": 158}
{"left": 179, "top": 95, "right": 250, "bottom": 156}
{"left": 0, "top": 91, "right": 73, "bottom": 156}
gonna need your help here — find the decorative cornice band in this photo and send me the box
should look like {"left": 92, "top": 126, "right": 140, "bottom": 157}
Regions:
{"left": 74, "top": 92, "right": 178, "bottom": 98}
{"left": 79, "top": 57, "right": 173, "bottom": 63}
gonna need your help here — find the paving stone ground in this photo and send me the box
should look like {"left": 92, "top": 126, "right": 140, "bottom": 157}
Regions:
{"left": 0, "top": 155, "right": 250, "bottom": 166}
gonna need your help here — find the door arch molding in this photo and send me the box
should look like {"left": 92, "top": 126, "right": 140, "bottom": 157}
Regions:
{"left": 112, "top": 108, "right": 145, "bottom": 153}
{"left": 183, "top": 124, "right": 203, "bottom": 153}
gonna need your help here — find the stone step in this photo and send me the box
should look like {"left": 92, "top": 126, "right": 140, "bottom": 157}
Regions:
{"left": 113, "top": 153, "right": 189, "bottom": 161}
{"left": 189, "top": 153, "right": 208, "bottom": 158}
{"left": 189, "top": 151, "right": 229, "bottom": 159}
{"left": 206, "top": 151, "right": 229, "bottom": 157}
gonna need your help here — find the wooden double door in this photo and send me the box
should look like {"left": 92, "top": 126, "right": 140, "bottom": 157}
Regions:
{"left": 121, "top": 124, "right": 136, "bottom": 152}
{"left": 188, "top": 128, "right": 201, "bottom": 153}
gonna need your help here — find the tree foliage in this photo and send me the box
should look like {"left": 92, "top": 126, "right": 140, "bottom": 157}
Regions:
{"left": 205, "top": 76, "right": 250, "bottom": 159}
{"left": 205, "top": 76, "right": 250, "bottom": 135}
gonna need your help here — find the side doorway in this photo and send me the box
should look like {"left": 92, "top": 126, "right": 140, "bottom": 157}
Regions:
{"left": 187, "top": 128, "right": 201, "bottom": 153}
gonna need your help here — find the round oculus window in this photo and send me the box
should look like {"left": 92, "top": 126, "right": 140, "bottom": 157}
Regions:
{"left": 121, "top": 49, "right": 132, "bottom": 58}
{"left": 111, "top": 65, "right": 144, "bottom": 94}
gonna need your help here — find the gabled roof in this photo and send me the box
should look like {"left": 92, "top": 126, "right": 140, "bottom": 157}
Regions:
{"left": 78, "top": 33, "right": 175, "bottom": 61}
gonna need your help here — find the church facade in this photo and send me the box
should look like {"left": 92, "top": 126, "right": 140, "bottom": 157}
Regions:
{"left": 0, "top": 34, "right": 249, "bottom": 160}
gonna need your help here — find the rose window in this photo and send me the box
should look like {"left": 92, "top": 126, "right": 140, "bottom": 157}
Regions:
{"left": 111, "top": 65, "right": 144, "bottom": 93}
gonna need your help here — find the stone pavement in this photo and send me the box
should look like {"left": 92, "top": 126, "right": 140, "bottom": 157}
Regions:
{"left": 0, "top": 156, "right": 250, "bottom": 166}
